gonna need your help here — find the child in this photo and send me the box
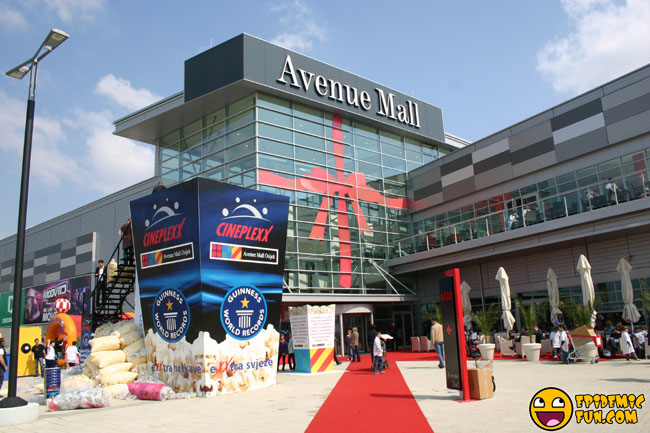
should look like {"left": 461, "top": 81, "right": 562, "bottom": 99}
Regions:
{"left": 278, "top": 335, "right": 288, "bottom": 370}
{"left": 550, "top": 326, "right": 561, "bottom": 359}
{"left": 559, "top": 326, "right": 569, "bottom": 364}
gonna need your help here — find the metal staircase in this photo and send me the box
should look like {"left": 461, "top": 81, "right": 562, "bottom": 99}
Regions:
{"left": 92, "top": 232, "right": 136, "bottom": 329}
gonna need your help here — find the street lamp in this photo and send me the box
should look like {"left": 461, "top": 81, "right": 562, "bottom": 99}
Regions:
{"left": 3, "top": 28, "right": 69, "bottom": 406}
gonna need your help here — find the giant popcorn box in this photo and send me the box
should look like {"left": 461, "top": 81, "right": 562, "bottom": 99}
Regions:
{"left": 130, "top": 178, "right": 289, "bottom": 396}
{"left": 289, "top": 304, "right": 336, "bottom": 373}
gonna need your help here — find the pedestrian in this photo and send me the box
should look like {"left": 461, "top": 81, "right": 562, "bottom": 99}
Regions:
{"left": 287, "top": 333, "right": 295, "bottom": 370}
{"left": 559, "top": 326, "right": 569, "bottom": 364}
{"left": 345, "top": 329, "right": 352, "bottom": 360}
{"left": 351, "top": 327, "right": 360, "bottom": 362}
{"left": 372, "top": 331, "right": 385, "bottom": 374}
{"left": 621, "top": 326, "right": 639, "bottom": 361}
{"left": 278, "top": 334, "right": 288, "bottom": 370}
{"left": 550, "top": 326, "right": 561, "bottom": 359}
{"left": 0, "top": 337, "right": 7, "bottom": 395}
{"left": 45, "top": 340, "right": 57, "bottom": 368}
{"left": 118, "top": 218, "right": 133, "bottom": 265}
{"left": 152, "top": 180, "right": 166, "bottom": 193}
{"left": 32, "top": 338, "right": 46, "bottom": 377}
{"left": 66, "top": 341, "right": 80, "bottom": 367}
{"left": 368, "top": 323, "right": 377, "bottom": 368}
{"left": 389, "top": 321, "right": 399, "bottom": 351}
{"left": 431, "top": 318, "right": 445, "bottom": 368}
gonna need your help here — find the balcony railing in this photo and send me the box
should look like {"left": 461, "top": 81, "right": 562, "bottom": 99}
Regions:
{"left": 390, "top": 169, "right": 650, "bottom": 258}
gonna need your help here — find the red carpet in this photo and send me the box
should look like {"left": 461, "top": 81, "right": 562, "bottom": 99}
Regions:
{"left": 306, "top": 352, "right": 434, "bottom": 433}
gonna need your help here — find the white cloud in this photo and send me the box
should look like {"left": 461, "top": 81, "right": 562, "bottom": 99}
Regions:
{"left": 95, "top": 74, "right": 162, "bottom": 112}
{"left": 71, "top": 108, "right": 154, "bottom": 194}
{"left": 0, "top": 90, "right": 25, "bottom": 153}
{"left": 45, "top": 0, "right": 105, "bottom": 22}
{"left": 0, "top": 2, "right": 28, "bottom": 30}
{"left": 537, "top": 0, "right": 650, "bottom": 95}
{"left": 270, "top": 0, "right": 327, "bottom": 52}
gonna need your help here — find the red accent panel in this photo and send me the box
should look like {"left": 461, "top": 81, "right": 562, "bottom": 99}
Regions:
{"left": 445, "top": 268, "right": 470, "bottom": 402}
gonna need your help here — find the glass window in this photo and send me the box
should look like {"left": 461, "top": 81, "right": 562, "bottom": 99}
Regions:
{"left": 227, "top": 95, "right": 255, "bottom": 116}
{"left": 355, "top": 135, "right": 380, "bottom": 152}
{"left": 202, "top": 137, "right": 225, "bottom": 156}
{"left": 383, "top": 182, "right": 406, "bottom": 195}
{"left": 295, "top": 132, "right": 325, "bottom": 151}
{"left": 259, "top": 154, "right": 294, "bottom": 173}
{"left": 598, "top": 158, "right": 622, "bottom": 181}
{"left": 295, "top": 161, "right": 319, "bottom": 177}
{"left": 383, "top": 168, "right": 406, "bottom": 184}
{"left": 162, "top": 169, "right": 179, "bottom": 185}
{"left": 407, "top": 161, "right": 423, "bottom": 171}
{"left": 259, "top": 123, "right": 292, "bottom": 143}
{"left": 355, "top": 148, "right": 381, "bottom": 165}
{"left": 621, "top": 152, "right": 646, "bottom": 173}
{"left": 404, "top": 138, "right": 421, "bottom": 152}
{"left": 405, "top": 149, "right": 423, "bottom": 163}
{"left": 354, "top": 123, "right": 377, "bottom": 139}
{"left": 295, "top": 118, "right": 324, "bottom": 136}
{"left": 201, "top": 151, "right": 224, "bottom": 171}
{"left": 326, "top": 154, "right": 355, "bottom": 172}
{"left": 161, "top": 157, "right": 179, "bottom": 172}
{"left": 258, "top": 138, "right": 293, "bottom": 158}
{"left": 295, "top": 146, "right": 326, "bottom": 165}
{"left": 204, "top": 121, "right": 225, "bottom": 142}
{"left": 181, "top": 146, "right": 202, "bottom": 165}
{"left": 325, "top": 113, "right": 352, "bottom": 131}
{"left": 258, "top": 108, "right": 292, "bottom": 128}
{"left": 226, "top": 109, "right": 254, "bottom": 132}
{"left": 293, "top": 103, "right": 323, "bottom": 124}
{"left": 257, "top": 93, "right": 291, "bottom": 114}
{"left": 181, "top": 162, "right": 201, "bottom": 179}
{"left": 226, "top": 139, "right": 254, "bottom": 162}
{"left": 226, "top": 124, "right": 254, "bottom": 146}
{"left": 379, "top": 130, "right": 402, "bottom": 147}
{"left": 326, "top": 141, "right": 354, "bottom": 158}
{"left": 226, "top": 154, "right": 256, "bottom": 176}
{"left": 357, "top": 161, "right": 382, "bottom": 178}
{"left": 383, "top": 155, "right": 406, "bottom": 171}
{"left": 381, "top": 142, "right": 405, "bottom": 158}
{"left": 205, "top": 107, "right": 225, "bottom": 127}
{"left": 180, "top": 120, "right": 202, "bottom": 152}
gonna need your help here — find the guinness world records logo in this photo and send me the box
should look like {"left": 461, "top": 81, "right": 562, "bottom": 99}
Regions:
{"left": 220, "top": 285, "right": 267, "bottom": 340}
{"left": 152, "top": 287, "right": 190, "bottom": 343}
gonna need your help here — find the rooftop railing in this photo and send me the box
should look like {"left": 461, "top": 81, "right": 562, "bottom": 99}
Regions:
{"left": 390, "top": 169, "right": 650, "bottom": 258}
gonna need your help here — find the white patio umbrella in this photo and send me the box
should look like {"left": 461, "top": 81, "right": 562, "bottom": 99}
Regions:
{"left": 461, "top": 280, "right": 473, "bottom": 330}
{"left": 576, "top": 254, "right": 597, "bottom": 327}
{"left": 618, "top": 257, "right": 641, "bottom": 324}
{"left": 546, "top": 268, "right": 563, "bottom": 325}
{"left": 495, "top": 267, "right": 516, "bottom": 331}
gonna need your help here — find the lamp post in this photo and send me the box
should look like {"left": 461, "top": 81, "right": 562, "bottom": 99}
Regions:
{"left": 3, "top": 29, "right": 69, "bottom": 405}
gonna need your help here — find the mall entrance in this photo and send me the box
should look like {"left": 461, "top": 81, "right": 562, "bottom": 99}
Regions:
{"left": 335, "top": 304, "right": 374, "bottom": 355}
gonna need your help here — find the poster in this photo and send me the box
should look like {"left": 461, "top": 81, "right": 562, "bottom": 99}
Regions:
{"left": 22, "top": 275, "right": 92, "bottom": 324}
{"left": 289, "top": 304, "right": 336, "bottom": 373}
{"left": 130, "top": 178, "right": 289, "bottom": 396}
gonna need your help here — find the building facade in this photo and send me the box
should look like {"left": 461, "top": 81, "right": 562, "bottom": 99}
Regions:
{"left": 1, "top": 33, "right": 648, "bottom": 350}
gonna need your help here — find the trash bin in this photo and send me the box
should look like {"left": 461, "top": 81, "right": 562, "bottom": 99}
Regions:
{"left": 44, "top": 367, "right": 61, "bottom": 398}
{"left": 468, "top": 368, "right": 494, "bottom": 400}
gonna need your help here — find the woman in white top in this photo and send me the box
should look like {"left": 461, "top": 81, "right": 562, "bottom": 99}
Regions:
{"left": 559, "top": 327, "right": 569, "bottom": 364}
{"left": 620, "top": 327, "right": 639, "bottom": 361}
{"left": 45, "top": 340, "right": 57, "bottom": 368}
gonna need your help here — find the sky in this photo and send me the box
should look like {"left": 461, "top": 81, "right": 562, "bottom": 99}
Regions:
{"left": 1, "top": 0, "right": 650, "bottom": 240}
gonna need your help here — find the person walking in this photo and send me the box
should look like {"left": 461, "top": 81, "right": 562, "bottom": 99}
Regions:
{"left": 351, "top": 327, "right": 360, "bottom": 362}
{"left": 0, "top": 337, "right": 7, "bottom": 395}
{"left": 372, "top": 331, "right": 385, "bottom": 374}
{"left": 621, "top": 326, "right": 639, "bottom": 361}
{"left": 368, "top": 323, "right": 377, "bottom": 368}
{"left": 66, "top": 341, "right": 80, "bottom": 367}
{"left": 45, "top": 340, "right": 57, "bottom": 368}
{"left": 118, "top": 218, "right": 133, "bottom": 265}
{"left": 431, "top": 318, "right": 445, "bottom": 368}
{"left": 345, "top": 329, "right": 352, "bottom": 360}
{"left": 550, "top": 326, "right": 561, "bottom": 359}
{"left": 389, "top": 321, "right": 399, "bottom": 351}
{"left": 287, "top": 333, "right": 295, "bottom": 370}
{"left": 278, "top": 334, "right": 288, "bottom": 370}
{"left": 32, "top": 338, "right": 46, "bottom": 377}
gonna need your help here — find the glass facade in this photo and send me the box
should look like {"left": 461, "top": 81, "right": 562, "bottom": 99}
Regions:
{"left": 156, "top": 92, "right": 444, "bottom": 294}
{"left": 397, "top": 148, "right": 650, "bottom": 257}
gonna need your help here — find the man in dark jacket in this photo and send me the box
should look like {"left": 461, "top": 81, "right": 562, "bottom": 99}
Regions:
{"left": 32, "top": 338, "right": 46, "bottom": 377}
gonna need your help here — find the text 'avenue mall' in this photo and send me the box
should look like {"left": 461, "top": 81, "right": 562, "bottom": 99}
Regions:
{"left": 1, "top": 34, "right": 650, "bottom": 353}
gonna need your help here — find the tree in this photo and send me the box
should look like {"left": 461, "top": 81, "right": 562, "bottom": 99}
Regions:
{"left": 560, "top": 299, "right": 594, "bottom": 329}
{"left": 516, "top": 297, "right": 536, "bottom": 339}
{"left": 471, "top": 304, "right": 499, "bottom": 342}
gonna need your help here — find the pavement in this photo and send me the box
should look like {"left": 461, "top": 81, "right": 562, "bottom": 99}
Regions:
{"left": 2, "top": 357, "right": 649, "bottom": 433}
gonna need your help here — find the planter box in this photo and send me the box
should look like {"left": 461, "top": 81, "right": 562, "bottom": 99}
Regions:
{"left": 468, "top": 368, "right": 493, "bottom": 400}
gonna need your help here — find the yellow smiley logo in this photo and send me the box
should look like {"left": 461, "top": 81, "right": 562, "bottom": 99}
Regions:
{"left": 529, "top": 387, "right": 573, "bottom": 430}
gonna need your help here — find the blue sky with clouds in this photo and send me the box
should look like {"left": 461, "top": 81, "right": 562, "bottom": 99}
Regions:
{"left": 1, "top": 0, "right": 649, "bottom": 240}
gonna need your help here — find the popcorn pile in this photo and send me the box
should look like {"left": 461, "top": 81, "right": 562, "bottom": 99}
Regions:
{"left": 79, "top": 320, "right": 148, "bottom": 398}
{"left": 289, "top": 304, "right": 335, "bottom": 315}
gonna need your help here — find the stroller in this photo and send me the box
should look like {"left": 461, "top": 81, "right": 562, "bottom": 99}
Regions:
{"left": 466, "top": 335, "right": 481, "bottom": 359}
